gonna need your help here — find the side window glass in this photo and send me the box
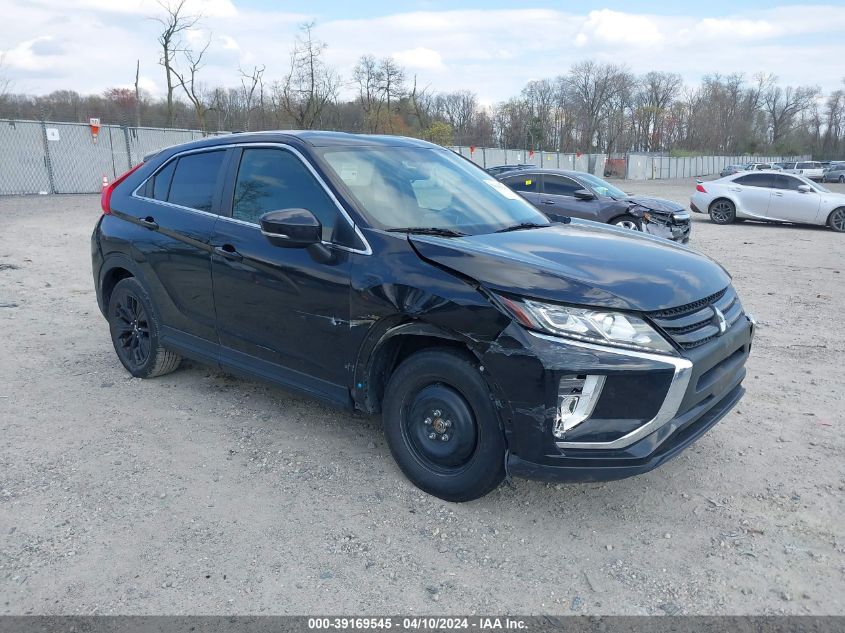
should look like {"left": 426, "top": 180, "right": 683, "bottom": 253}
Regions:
{"left": 735, "top": 174, "right": 773, "bottom": 188}
{"left": 233, "top": 148, "right": 338, "bottom": 242}
{"left": 150, "top": 160, "right": 177, "bottom": 201}
{"left": 774, "top": 175, "right": 802, "bottom": 191}
{"left": 167, "top": 151, "right": 225, "bottom": 212}
{"left": 502, "top": 175, "right": 538, "bottom": 193}
{"left": 543, "top": 176, "right": 582, "bottom": 197}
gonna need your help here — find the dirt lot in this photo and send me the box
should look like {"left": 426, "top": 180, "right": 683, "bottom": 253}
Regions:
{"left": 1, "top": 179, "right": 843, "bottom": 615}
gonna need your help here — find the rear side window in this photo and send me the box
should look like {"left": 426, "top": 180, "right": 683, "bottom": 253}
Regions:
{"left": 734, "top": 173, "right": 774, "bottom": 188}
{"left": 543, "top": 175, "right": 582, "bottom": 197}
{"left": 149, "top": 160, "right": 176, "bottom": 200}
{"left": 232, "top": 148, "right": 338, "bottom": 241}
{"left": 796, "top": 162, "right": 814, "bottom": 169}
{"left": 167, "top": 151, "right": 226, "bottom": 212}
{"left": 501, "top": 174, "right": 538, "bottom": 193}
{"left": 773, "top": 175, "right": 805, "bottom": 191}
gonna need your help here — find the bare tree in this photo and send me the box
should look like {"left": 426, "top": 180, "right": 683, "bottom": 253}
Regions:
{"left": 172, "top": 37, "right": 213, "bottom": 132}
{"left": 279, "top": 22, "right": 340, "bottom": 129}
{"left": 153, "top": 0, "right": 201, "bottom": 127}
{"left": 353, "top": 54, "right": 383, "bottom": 132}
{"left": 0, "top": 52, "right": 12, "bottom": 103}
{"left": 239, "top": 64, "right": 265, "bottom": 131}
{"left": 436, "top": 90, "right": 477, "bottom": 144}
{"left": 566, "top": 61, "right": 629, "bottom": 150}
{"left": 378, "top": 57, "right": 405, "bottom": 132}
{"left": 761, "top": 76, "right": 818, "bottom": 145}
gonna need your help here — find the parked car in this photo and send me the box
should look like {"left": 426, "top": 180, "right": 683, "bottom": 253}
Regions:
{"left": 93, "top": 131, "right": 754, "bottom": 501}
{"left": 720, "top": 164, "right": 746, "bottom": 178}
{"left": 690, "top": 170, "right": 845, "bottom": 232}
{"left": 785, "top": 161, "right": 825, "bottom": 181}
{"left": 772, "top": 161, "right": 795, "bottom": 171}
{"left": 497, "top": 168, "right": 691, "bottom": 243}
{"left": 822, "top": 162, "right": 845, "bottom": 183}
{"left": 485, "top": 164, "right": 535, "bottom": 177}
{"left": 744, "top": 162, "right": 780, "bottom": 171}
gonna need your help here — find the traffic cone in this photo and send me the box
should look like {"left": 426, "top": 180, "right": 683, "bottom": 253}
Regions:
{"left": 102, "top": 175, "right": 109, "bottom": 190}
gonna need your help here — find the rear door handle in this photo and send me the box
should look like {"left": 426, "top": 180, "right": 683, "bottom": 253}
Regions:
{"left": 138, "top": 216, "right": 159, "bottom": 230}
{"left": 541, "top": 199, "right": 556, "bottom": 205}
{"left": 214, "top": 245, "right": 243, "bottom": 262}
{"left": 729, "top": 187, "right": 742, "bottom": 192}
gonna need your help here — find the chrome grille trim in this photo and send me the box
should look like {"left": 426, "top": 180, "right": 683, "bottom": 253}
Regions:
{"left": 648, "top": 286, "right": 744, "bottom": 350}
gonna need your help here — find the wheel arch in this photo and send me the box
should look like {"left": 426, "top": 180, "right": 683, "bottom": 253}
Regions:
{"left": 826, "top": 206, "right": 845, "bottom": 231}
{"left": 353, "top": 320, "right": 481, "bottom": 415}
{"left": 97, "top": 255, "right": 151, "bottom": 316}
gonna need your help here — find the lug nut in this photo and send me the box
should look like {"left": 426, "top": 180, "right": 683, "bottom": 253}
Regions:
{"left": 424, "top": 417, "right": 432, "bottom": 425}
{"left": 433, "top": 410, "right": 441, "bottom": 417}
{"left": 444, "top": 420, "right": 452, "bottom": 428}
{"left": 440, "top": 434, "right": 449, "bottom": 441}
{"left": 429, "top": 432, "right": 437, "bottom": 440}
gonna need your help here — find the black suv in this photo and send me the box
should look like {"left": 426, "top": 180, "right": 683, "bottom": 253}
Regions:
{"left": 92, "top": 131, "right": 754, "bottom": 501}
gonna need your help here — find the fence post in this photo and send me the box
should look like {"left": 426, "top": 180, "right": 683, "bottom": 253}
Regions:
{"left": 39, "top": 118, "right": 56, "bottom": 194}
{"left": 123, "top": 126, "right": 133, "bottom": 168}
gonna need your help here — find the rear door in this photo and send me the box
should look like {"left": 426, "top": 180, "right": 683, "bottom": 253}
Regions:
{"left": 127, "top": 148, "right": 229, "bottom": 346}
{"left": 499, "top": 172, "right": 541, "bottom": 208}
{"left": 210, "top": 145, "right": 354, "bottom": 404}
{"left": 730, "top": 173, "right": 775, "bottom": 216}
{"left": 539, "top": 174, "right": 603, "bottom": 222}
{"left": 768, "top": 174, "right": 822, "bottom": 223}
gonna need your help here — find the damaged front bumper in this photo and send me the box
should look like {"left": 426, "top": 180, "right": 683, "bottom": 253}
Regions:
{"left": 480, "top": 314, "right": 754, "bottom": 483}
{"left": 642, "top": 211, "right": 691, "bottom": 243}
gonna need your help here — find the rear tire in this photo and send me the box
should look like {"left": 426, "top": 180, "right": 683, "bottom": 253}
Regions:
{"left": 382, "top": 348, "right": 506, "bottom": 502}
{"left": 107, "top": 277, "right": 181, "bottom": 378}
{"left": 709, "top": 199, "right": 736, "bottom": 225}
{"left": 609, "top": 215, "right": 642, "bottom": 231}
{"left": 827, "top": 207, "right": 845, "bottom": 233}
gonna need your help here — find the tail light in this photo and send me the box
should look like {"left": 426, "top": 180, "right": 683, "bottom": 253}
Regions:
{"left": 101, "top": 162, "right": 144, "bottom": 214}
{"left": 696, "top": 184, "right": 707, "bottom": 193}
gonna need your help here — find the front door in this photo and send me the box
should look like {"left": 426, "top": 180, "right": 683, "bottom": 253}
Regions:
{"left": 768, "top": 174, "right": 822, "bottom": 223}
{"left": 500, "top": 172, "right": 541, "bottom": 208}
{"left": 210, "top": 146, "right": 354, "bottom": 404}
{"left": 539, "top": 174, "right": 603, "bottom": 222}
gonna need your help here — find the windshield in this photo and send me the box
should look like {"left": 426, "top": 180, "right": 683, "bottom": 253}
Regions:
{"left": 575, "top": 173, "right": 627, "bottom": 198}
{"left": 317, "top": 147, "right": 549, "bottom": 235}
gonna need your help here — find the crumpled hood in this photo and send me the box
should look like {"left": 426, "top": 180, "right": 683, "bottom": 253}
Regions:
{"left": 410, "top": 222, "right": 730, "bottom": 312}
{"left": 622, "top": 195, "right": 685, "bottom": 214}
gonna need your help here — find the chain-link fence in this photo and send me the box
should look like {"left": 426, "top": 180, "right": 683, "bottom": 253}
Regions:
{"left": 0, "top": 118, "right": 813, "bottom": 195}
{"left": 0, "top": 119, "right": 210, "bottom": 195}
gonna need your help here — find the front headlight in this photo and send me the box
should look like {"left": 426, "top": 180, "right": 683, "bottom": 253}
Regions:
{"left": 497, "top": 295, "right": 676, "bottom": 354}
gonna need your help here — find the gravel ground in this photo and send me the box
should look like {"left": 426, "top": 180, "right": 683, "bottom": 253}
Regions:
{"left": 1, "top": 179, "right": 843, "bottom": 616}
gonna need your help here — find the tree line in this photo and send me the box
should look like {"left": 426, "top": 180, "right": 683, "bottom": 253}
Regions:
{"left": 1, "top": 2, "right": 843, "bottom": 159}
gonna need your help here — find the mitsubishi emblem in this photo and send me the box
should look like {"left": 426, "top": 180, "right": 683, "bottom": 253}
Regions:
{"left": 713, "top": 306, "right": 727, "bottom": 335}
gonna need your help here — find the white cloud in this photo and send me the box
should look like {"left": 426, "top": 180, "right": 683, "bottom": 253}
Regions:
{"left": 0, "top": 2, "right": 844, "bottom": 104}
{"left": 393, "top": 47, "right": 443, "bottom": 70}
{"left": 575, "top": 9, "right": 664, "bottom": 48}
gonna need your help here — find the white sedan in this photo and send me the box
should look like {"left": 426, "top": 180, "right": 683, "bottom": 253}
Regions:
{"left": 690, "top": 171, "right": 845, "bottom": 232}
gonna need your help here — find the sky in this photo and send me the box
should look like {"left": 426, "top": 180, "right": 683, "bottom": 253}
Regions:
{"left": 1, "top": 0, "right": 844, "bottom": 105}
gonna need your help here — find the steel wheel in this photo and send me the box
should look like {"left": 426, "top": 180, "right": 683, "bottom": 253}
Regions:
{"left": 709, "top": 200, "right": 735, "bottom": 225}
{"left": 112, "top": 293, "right": 151, "bottom": 368}
{"left": 402, "top": 383, "right": 478, "bottom": 472}
{"left": 828, "top": 207, "right": 845, "bottom": 233}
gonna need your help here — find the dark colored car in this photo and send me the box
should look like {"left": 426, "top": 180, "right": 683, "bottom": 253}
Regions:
{"left": 498, "top": 169, "right": 691, "bottom": 243}
{"left": 92, "top": 131, "right": 753, "bottom": 501}
{"left": 720, "top": 164, "right": 745, "bottom": 178}
{"left": 485, "top": 164, "right": 535, "bottom": 177}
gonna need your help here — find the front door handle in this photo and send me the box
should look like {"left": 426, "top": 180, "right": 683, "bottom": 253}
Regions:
{"left": 214, "top": 245, "right": 243, "bottom": 262}
{"left": 772, "top": 192, "right": 784, "bottom": 197}
{"left": 138, "top": 216, "right": 159, "bottom": 230}
{"left": 541, "top": 199, "right": 556, "bottom": 205}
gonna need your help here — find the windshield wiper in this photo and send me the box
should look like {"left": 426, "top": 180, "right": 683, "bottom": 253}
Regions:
{"left": 495, "top": 222, "right": 550, "bottom": 233}
{"left": 386, "top": 227, "right": 467, "bottom": 237}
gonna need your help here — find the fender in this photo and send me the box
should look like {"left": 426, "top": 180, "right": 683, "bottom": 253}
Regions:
{"left": 96, "top": 253, "right": 153, "bottom": 316}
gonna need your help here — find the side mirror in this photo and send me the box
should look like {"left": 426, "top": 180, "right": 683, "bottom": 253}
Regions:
{"left": 573, "top": 189, "right": 595, "bottom": 200}
{"left": 259, "top": 208, "right": 322, "bottom": 247}
{"left": 797, "top": 184, "right": 813, "bottom": 193}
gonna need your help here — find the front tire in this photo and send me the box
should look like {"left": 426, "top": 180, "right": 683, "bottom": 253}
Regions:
{"left": 382, "top": 348, "right": 506, "bottom": 502}
{"left": 709, "top": 199, "right": 736, "bottom": 225}
{"left": 828, "top": 207, "right": 845, "bottom": 233}
{"left": 610, "top": 215, "right": 642, "bottom": 231}
{"left": 107, "top": 277, "right": 181, "bottom": 378}
{"left": 839, "top": 175, "right": 844, "bottom": 184}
